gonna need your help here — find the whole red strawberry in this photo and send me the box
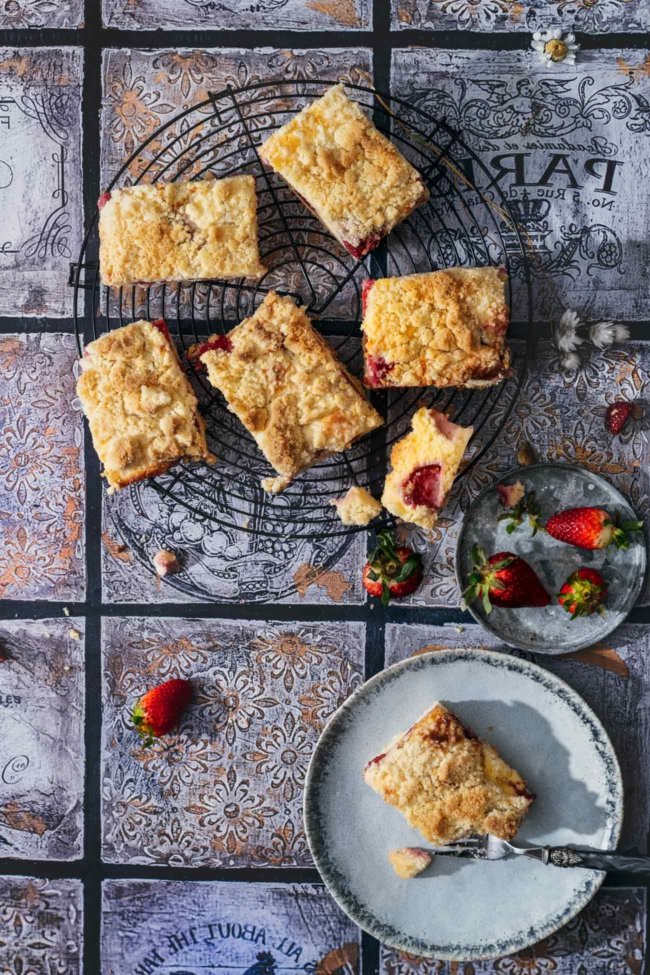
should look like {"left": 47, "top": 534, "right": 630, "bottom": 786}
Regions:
{"left": 131, "top": 678, "right": 193, "bottom": 747}
{"left": 605, "top": 401, "right": 642, "bottom": 436}
{"left": 362, "top": 530, "right": 423, "bottom": 605}
{"left": 558, "top": 567, "right": 607, "bottom": 618}
{"left": 463, "top": 546, "right": 550, "bottom": 614}
{"left": 546, "top": 507, "right": 642, "bottom": 551}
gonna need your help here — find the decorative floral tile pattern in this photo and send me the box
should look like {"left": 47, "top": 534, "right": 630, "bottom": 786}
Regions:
{"left": 385, "top": 621, "right": 650, "bottom": 851}
{"left": 391, "top": 340, "right": 649, "bottom": 608}
{"left": 392, "top": 0, "right": 650, "bottom": 32}
{"left": 0, "top": 334, "right": 85, "bottom": 601}
{"left": 0, "top": 876, "right": 83, "bottom": 975}
{"left": 102, "top": 879, "right": 359, "bottom": 975}
{"left": 103, "top": 0, "right": 371, "bottom": 30}
{"left": 101, "top": 617, "right": 364, "bottom": 866}
{"left": 0, "top": 0, "right": 83, "bottom": 27}
{"left": 0, "top": 49, "right": 83, "bottom": 316}
{"left": 0, "top": 619, "right": 84, "bottom": 861}
{"left": 380, "top": 887, "right": 645, "bottom": 974}
{"left": 391, "top": 49, "right": 650, "bottom": 322}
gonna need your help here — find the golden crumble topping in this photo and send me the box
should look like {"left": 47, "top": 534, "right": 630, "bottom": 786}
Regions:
{"left": 77, "top": 320, "right": 214, "bottom": 491}
{"left": 362, "top": 267, "right": 511, "bottom": 388}
{"left": 382, "top": 408, "right": 472, "bottom": 530}
{"left": 198, "top": 292, "right": 383, "bottom": 490}
{"left": 260, "top": 85, "right": 429, "bottom": 258}
{"left": 330, "top": 486, "right": 382, "bottom": 526}
{"left": 99, "top": 176, "right": 265, "bottom": 286}
{"left": 388, "top": 848, "right": 432, "bottom": 879}
{"left": 365, "top": 703, "right": 534, "bottom": 845}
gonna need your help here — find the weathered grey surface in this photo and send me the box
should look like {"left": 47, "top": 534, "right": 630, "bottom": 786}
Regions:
{"left": 103, "top": 0, "right": 371, "bottom": 30}
{"left": 392, "top": 0, "right": 650, "bottom": 32}
{"left": 385, "top": 621, "right": 650, "bottom": 851}
{"left": 101, "top": 617, "right": 364, "bottom": 866}
{"left": 0, "top": 0, "right": 83, "bottom": 26}
{"left": 380, "top": 887, "right": 645, "bottom": 974}
{"left": 102, "top": 879, "right": 360, "bottom": 975}
{"left": 0, "top": 875, "right": 83, "bottom": 974}
{"left": 0, "top": 619, "right": 85, "bottom": 860}
{"left": 0, "top": 49, "right": 83, "bottom": 316}
{"left": 391, "top": 49, "right": 650, "bottom": 322}
{"left": 0, "top": 334, "right": 86, "bottom": 601}
{"left": 391, "top": 339, "right": 649, "bottom": 608}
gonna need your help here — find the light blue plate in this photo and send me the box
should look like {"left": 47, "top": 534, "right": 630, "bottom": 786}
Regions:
{"left": 304, "top": 649, "right": 623, "bottom": 961}
{"left": 456, "top": 463, "right": 647, "bottom": 654}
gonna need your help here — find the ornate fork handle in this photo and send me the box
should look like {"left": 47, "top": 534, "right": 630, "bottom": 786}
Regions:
{"left": 546, "top": 847, "right": 650, "bottom": 876}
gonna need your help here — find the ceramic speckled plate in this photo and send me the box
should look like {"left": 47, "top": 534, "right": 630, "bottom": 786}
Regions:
{"left": 456, "top": 463, "right": 647, "bottom": 654}
{"left": 304, "top": 649, "right": 623, "bottom": 961}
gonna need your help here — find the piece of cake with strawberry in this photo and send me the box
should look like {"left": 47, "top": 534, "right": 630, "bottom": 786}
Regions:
{"left": 364, "top": 703, "right": 534, "bottom": 845}
{"left": 361, "top": 267, "right": 510, "bottom": 389}
{"left": 382, "top": 408, "right": 473, "bottom": 530}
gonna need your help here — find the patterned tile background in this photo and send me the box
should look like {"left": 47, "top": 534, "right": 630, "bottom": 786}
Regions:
{"left": 103, "top": 0, "right": 372, "bottom": 30}
{"left": 0, "top": 333, "right": 85, "bottom": 601}
{"left": 0, "top": 48, "right": 84, "bottom": 316}
{"left": 0, "top": 876, "right": 83, "bottom": 975}
{"left": 101, "top": 617, "right": 364, "bottom": 865}
{"left": 102, "top": 879, "right": 359, "bottom": 975}
{"left": 0, "top": 619, "right": 85, "bottom": 861}
{"left": 0, "top": 0, "right": 83, "bottom": 27}
{"left": 391, "top": 0, "right": 650, "bottom": 32}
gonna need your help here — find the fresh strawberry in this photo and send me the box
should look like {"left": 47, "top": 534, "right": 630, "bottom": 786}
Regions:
{"left": 546, "top": 507, "right": 643, "bottom": 551}
{"left": 463, "top": 546, "right": 550, "bottom": 614}
{"left": 131, "top": 678, "right": 193, "bottom": 747}
{"left": 558, "top": 567, "right": 607, "bottom": 619}
{"left": 97, "top": 191, "right": 112, "bottom": 209}
{"left": 496, "top": 482, "right": 542, "bottom": 536}
{"left": 605, "top": 401, "right": 642, "bottom": 436}
{"left": 362, "top": 530, "right": 423, "bottom": 605}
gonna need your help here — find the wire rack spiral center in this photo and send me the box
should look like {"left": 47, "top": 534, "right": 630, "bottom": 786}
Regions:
{"left": 72, "top": 79, "right": 533, "bottom": 540}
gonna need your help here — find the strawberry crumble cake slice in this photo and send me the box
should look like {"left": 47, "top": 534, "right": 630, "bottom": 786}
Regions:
{"left": 362, "top": 267, "right": 510, "bottom": 389}
{"left": 382, "top": 408, "right": 472, "bottom": 530}
{"left": 260, "top": 85, "right": 428, "bottom": 260}
{"left": 330, "top": 486, "right": 382, "bottom": 526}
{"left": 194, "top": 292, "right": 383, "bottom": 492}
{"left": 77, "top": 320, "right": 214, "bottom": 491}
{"left": 365, "top": 703, "right": 534, "bottom": 845}
{"left": 98, "top": 176, "right": 265, "bottom": 286}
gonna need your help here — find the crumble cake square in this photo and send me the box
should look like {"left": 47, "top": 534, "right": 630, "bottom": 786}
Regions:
{"left": 362, "top": 267, "right": 511, "bottom": 388}
{"left": 382, "top": 408, "right": 472, "bottom": 531}
{"left": 98, "top": 176, "right": 265, "bottom": 286}
{"left": 195, "top": 291, "right": 383, "bottom": 492}
{"left": 260, "top": 85, "right": 429, "bottom": 260}
{"left": 77, "top": 319, "right": 214, "bottom": 491}
{"left": 364, "top": 703, "right": 534, "bottom": 845}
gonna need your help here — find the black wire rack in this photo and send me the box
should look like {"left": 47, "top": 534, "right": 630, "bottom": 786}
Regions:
{"left": 71, "top": 79, "right": 533, "bottom": 540}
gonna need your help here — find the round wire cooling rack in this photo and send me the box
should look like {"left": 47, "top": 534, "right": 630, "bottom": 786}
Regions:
{"left": 72, "top": 79, "right": 534, "bottom": 541}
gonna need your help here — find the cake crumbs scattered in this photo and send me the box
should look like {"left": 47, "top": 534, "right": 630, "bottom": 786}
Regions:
{"left": 68, "top": 628, "right": 82, "bottom": 641}
{"left": 454, "top": 626, "right": 464, "bottom": 633}
{"left": 388, "top": 847, "right": 432, "bottom": 879}
{"left": 153, "top": 549, "right": 181, "bottom": 578}
{"left": 62, "top": 607, "right": 70, "bottom": 617}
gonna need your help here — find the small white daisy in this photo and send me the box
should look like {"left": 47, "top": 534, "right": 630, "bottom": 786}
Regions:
{"left": 560, "top": 352, "right": 581, "bottom": 372}
{"left": 555, "top": 309, "right": 583, "bottom": 353}
{"left": 531, "top": 29, "right": 580, "bottom": 66}
{"left": 589, "top": 320, "right": 615, "bottom": 349}
{"left": 614, "top": 323, "right": 630, "bottom": 342}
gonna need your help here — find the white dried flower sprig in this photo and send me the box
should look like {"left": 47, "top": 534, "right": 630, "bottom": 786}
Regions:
{"left": 589, "top": 320, "right": 630, "bottom": 349}
{"left": 553, "top": 309, "right": 630, "bottom": 371}
{"left": 531, "top": 29, "right": 580, "bottom": 66}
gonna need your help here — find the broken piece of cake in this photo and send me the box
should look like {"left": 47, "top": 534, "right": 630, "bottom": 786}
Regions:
{"left": 388, "top": 848, "right": 432, "bottom": 879}
{"left": 362, "top": 267, "right": 511, "bottom": 389}
{"left": 77, "top": 320, "right": 214, "bottom": 491}
{"left": 382, "top": 408, "right": 472, "bottom": 530}
{"left": 330, "top": 486, "right": 382, "bottom": 526}
{"left": 365, "top": 703, "right": 534, "bottom": 845}
{"left": 260, "top": 84, "right": 429, "bottom": 259}
{"left": 195, "top": 292, "right": 383, "bottom": 492}
{"left": 98, "top": 176, "right": 265, "bottom": 286}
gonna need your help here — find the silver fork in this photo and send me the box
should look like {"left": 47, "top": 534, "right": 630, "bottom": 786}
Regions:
{"left": 436, "top": 835, "right": 650, "bottom": 876}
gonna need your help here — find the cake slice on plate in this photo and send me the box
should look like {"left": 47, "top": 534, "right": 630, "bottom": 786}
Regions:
{"left": 361, "top": 267, "right": 511, "bottom": 389}
{"left": 382, "top": 408, "right": 472, "bottom": 530}
{"left": 364, "top": 703, "right": 534, "bottom": 845}
{"left": 260, "top": 85, "right": 429, "bottom": 259}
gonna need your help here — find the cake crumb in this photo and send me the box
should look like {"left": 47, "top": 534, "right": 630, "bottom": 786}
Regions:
{"left": 330, "top": 486, "right": 382, "bottom": 526}
{"left": 62, "top": 607, "right": 70, "bottom": 617}
{"left": 68, "top": 628, "right": 81, "bottom": 641}
{"left": 153, "top": 550, "right": 181, "bottom": 578}
{"left": 388, "top": 847, "right": 432, "bottom": 879}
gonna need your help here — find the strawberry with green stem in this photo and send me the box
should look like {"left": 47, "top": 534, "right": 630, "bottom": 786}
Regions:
{"left": 362, "top": 529, "right": 423, "bottom": 606}
{"left": 497, "top": 482, "right": 542, "bottom": 536}
{"left": 558, "top": 568, "right": 607, "bottom": 619}
{"left": 131, "top": 678, "right": 193, "bottom": 748}
{"left": 463, "top": 545, "right": 550, "bottom": 614}
{"left": 546, "top": 507, "right": 643, "bottom": 551}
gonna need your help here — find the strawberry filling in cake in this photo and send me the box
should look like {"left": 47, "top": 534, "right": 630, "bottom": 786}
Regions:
{"left": 189, "top": 334, "right": 233, "bottom": 362}
{"left": 365, "top": 354, "right": 394, "bottom": 388}
{"left": 402, "top": 464, "right": 443, "bottom": 510}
